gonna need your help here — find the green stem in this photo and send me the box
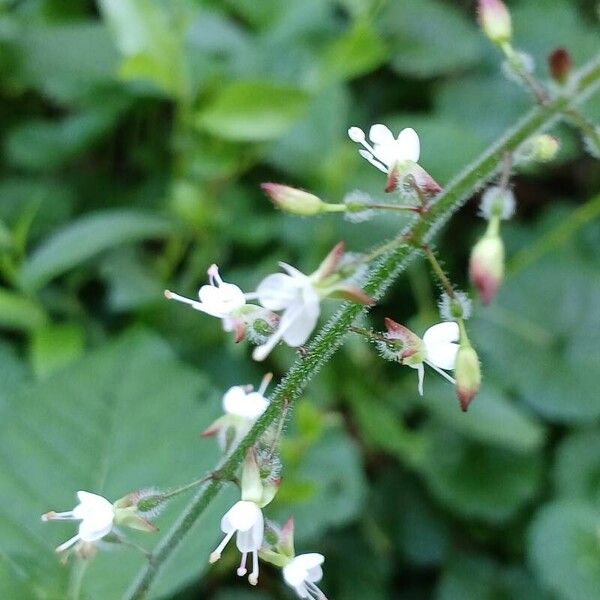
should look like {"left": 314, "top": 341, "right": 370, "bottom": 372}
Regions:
{"left": 422, "top": 245, "right": 456, "bottom": 299}
{"left": 124, "top": 52, "right": 600, "bottom": 600}
{"left": 349, "top": 325, "right": 392, "bottom": 344}
{"left": 501, "top": 42, "right": 549, "bottom": 105}
{"left": 565, "top": 108, "right": 600, "bottom": 148}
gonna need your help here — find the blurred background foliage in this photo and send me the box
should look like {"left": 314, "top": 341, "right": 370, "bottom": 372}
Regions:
{"left": 0, "top": 0, "right": 599, "bottom": 599}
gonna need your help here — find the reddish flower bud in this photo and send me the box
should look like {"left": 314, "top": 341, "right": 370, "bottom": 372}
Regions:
{"left": 548, "top": 48, "right": 572, "bottom": 85}
{"left": 454, "top": 344, "right": 481, "bottom": 411}
{"left": 469, "top": 232, "right": 504, "bottom": 305}
{"left": 478, "top": 0, "right": 512, "bottom": 45}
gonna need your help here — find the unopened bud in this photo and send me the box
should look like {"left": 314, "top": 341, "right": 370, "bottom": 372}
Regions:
{"left": 528, "top": 135, "right": 560, "bottom": 162}
{"left": 261, "top": 183, "right": 342, "bottom": 216}
{"left": 454, "top": 343, "right": 481, "bottom": 411}
{"left": 478, "top": 0, "right": 512, "bottom": 45}
{"left": 469, "top": 229, "right": 505, "bottom": 305}
{"left": 548, "top": 48, "right": 572, "bottom": 85}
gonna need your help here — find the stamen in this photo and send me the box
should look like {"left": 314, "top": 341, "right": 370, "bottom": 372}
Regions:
{"left": 425, "top": 360, "right": 456, "bottom": 385}
{"left": 258, "top": 372, "right": 273, "bottom": 395}
{"left": 237, "top": 552, "right": 247, "bottom": 576}
{"left": 207, "top": 264, "right": 222, "bottom": 286}
{"left": 209, "top": 530, "right": 235, "bottom": 563}
{"left": 55, "top": 534, "right": 80, "bottom": 553}
{"left": 248, "top": 550, "right": 259, "bottom": 585}
{"left": 164, "top": 290, "right": 201, "bottom": 309}
{"left": 42, "top": 510, "right": 75, "bottom": 521}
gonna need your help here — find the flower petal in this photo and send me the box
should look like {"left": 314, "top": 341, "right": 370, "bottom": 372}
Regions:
{"left": 235, "top": 511, "right": 264, "bottom": 552}
{"left": 222, "top": 500, "right": 261, "bottom": 533}
{"left": 369, "top": 124, "right": 395, "bottom": 145}
{"left": 256, "top": 273, "right": 299, "bottom": 311}
{"left": 358, "top": 149, "right": 388, "bottom": 173}
{"left": 281, "top": 297, "right": 320, "bottom": 347}
{"left": 396, "top": 127, "right": 420, "bottom": 162}
{"left": 222, "top": 386, "right": 248, "bottom": 415}
{"left": 348, "top": 127, "right": 366, "bottom": 142}
{"left": 198, "top": 283, "right": 245, "bottom": 315}
{"left": 423, "top": 321, "right": 460, "bottom": 371}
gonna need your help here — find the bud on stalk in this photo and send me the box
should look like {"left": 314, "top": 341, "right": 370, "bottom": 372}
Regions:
{"left": 261, "top": 183, "right": 344, "bottom": 216}
{"left": 469, "top": 218, "right": 505, "bottom": 305}
{"left": 454, "top": 342, "right": 481, "bottom": 411}
{"left": 478, "top": 0, "right": 512, "bottom": 46}
{"left": 548, "top": 48, "right": 572, "bottom": 85}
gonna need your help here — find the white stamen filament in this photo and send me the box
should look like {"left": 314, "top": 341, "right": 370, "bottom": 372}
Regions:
{"left": 164, "top": 290, "right": 201, "bottom": 309}
{"left": 248, "top": 550, "right": 259, "bottom": 585}
{"left": 207, "top": 264, "right": 222, "bottom": 286}
{"left": 258, "top": 372, "right": 273, "bottom": 395}
{"left": 237, "top": 552, "right": 247, "bottom": 576}
{"left": 425, "top": 360, "right": 456, "bottom": 385}
{"left": 55, "top": 534, "right": 80, "bottom": 553}
{"left": 209, "top": 530, "right": 235, "bottom": 563}
{"left": 253, "top": 304, "right": 303, "bottom": 361}
{"left": 42, "top": 510, "right": 75, "bottom": 521}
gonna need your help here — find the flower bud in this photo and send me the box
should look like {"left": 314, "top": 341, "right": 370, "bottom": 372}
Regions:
{"left": 261, "top": 183, "right": 339, "bottom": 216}
{"left": 454, "top": 343, "right": 481, "bottom": 411}
{"left": 478, "top": 0, "right": 512, "bottom": 45}
{"left": 469, "top": 228, "right": 505, "bottom": 305}
{"left": 548, "top": 48, "right": 572, "bottom": 85}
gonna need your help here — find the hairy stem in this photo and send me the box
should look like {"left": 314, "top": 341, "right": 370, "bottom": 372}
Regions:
{"left": 124, "top": 52, "right": 600, "bottom": 600}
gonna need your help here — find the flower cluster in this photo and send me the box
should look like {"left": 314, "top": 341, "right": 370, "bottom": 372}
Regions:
{"left": 165, "top": 243, "right": 372, "bottom": 362}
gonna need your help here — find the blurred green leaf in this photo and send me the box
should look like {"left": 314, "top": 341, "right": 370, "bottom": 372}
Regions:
{"left": 0, "top": 341, "right": 27, "bottom": 416}
{"left": 418, "top": 426, "right": 543, "bottom": 522}
{"left": 29, "top": 323, "right": 85, "bottom": 378}
{"left": 554, "top": 429, "right": 600, "bottom": 510}
{"left": 379, "top": 0, "right": 483, "bottom": 78}
{"left": 470, "top": 255, "right": 600, "bottom": 424}
{"left": 319, "top": 21, "right": 386, "bottom": 82}
{"left": 19, "top": 210, "right": 176, "bottom": 291}
{"left": 0, "top": 288, "right": 47, "bottom": 332}
{"left": 0, "top": 329, "right": 230, "bottom": 599}
{"left": 528, "top": 501, "right": 600, "bottom": 600}
{"left": 196, "top": 81, "right": 310, "bottom": 142}
{"left": 422, "top": 381, "right": 546, "bottom": 452}
{"left": 275, "top": 424, "right": 366, "bottom": 543}
{"left": 16, "top": 23, "right": 120, "bottom": 102}
{"left": 99, "top": 0, "right": 188, "bottom": 97}
{"left": 437, "top": 553, "right": 551, "bottom": 600}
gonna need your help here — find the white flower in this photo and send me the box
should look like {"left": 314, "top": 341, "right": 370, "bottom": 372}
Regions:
{"left": 348, "top": 124, "right": 420, "bottom": 174}
{"left": 223, "top": 373, "right": 271, "bottom": 420}
{"left": 165, "top": 264, "right": 247, "bottom": 323}
{"left": 210, "top": 500, "right": 264, "bottom": 585}
{"left": 283, "top": 553, "right": 327, "bottom": 599}
{"left": 415, "top": 321, "right": 460, "bottom": 395}
{"left": 252, "top": 263, "right": 320, "bottom": 361}
{"left": 41, "top": 491, "right": 115, "bottom": 553}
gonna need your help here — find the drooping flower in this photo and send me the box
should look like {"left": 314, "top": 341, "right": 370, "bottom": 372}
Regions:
{"left": 203, "top": 374, "right": 272, "bottom": 450}
{"left": 210, "top": 500, "right": 264, "bottom": 585}
{"left": 348, "top": 124, "right": 420, "bottom": 175}
{"left": 384, "top": 319, "right": 459, "bottom": 395}
{"left": 283, "top": 553, "right": 327, "bottom": 600}
{"left": 252, "top": 263, "right": 320, "bottom": 361}
{"left": 252, "top": 243, "right": 372, "bottom": 361}
{"left": 41, "top": 491, "right": 115, "bottom": 554}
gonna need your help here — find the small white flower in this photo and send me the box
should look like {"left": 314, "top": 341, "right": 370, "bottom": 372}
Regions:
{"left": 348, "top": 124, "right": 420, "bottom": 174}
{"left": 210, "top": 500, "right": 264, "bottom": 585}
{"left": 165, "top": 264, "right": 247, "bottom": 322}
{"left": 223, "top": 384, "right": 269, "bottom": 421}
{"left": 283, "top": 553, "right": 327, "bottom": 599}
{"left": 252, "top": 263, "right": 320, "bottom": 361}
{"left": 415, "top": 321, "right": 460, "bottom": 395}
{"left": 41, "top": 491, "right": 115, "bottom": 553}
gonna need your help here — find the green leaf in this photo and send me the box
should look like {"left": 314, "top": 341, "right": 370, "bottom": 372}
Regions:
{"left": 274, "top": 425, "right": 366, "bottom": 543}
{"left": 19, "top": 210, "right": 176, "bottom": 291}
{"left": 319, "top": 21, "right": 387, "bottom": 82}
{"left": 99, "top": 0, "right": 188, "bottom": 97}
{"left": 16, "top": 23, "right": 120, "bottom": 102}
{"left": 379, "top": 0, "right": 483, "bottom": 78}
{"left": 437, "top": 553, "right": 551, "bottom": 600}
{"left": 0, "top": 288, "right": 48, "bottom": 332}
{"left": 418, "top": 426, "right": 543, "bottom": 522}
{"left": 0, "top": 341, "right": 27, "bottom": 418}
{"left": 195, "top": 81, "right": 310, "bottom": 142}
{"left": 554, "top": 429, "right": 600, "bottom": 509}
{"left": 422, "top": 380, "right": 546, "bottom": 452}
{"left": 470, "top": 255, "right": 600, "bottom": 423}
{"left": 29, "top": 323, "right": 86, "bottom": 378}
{"left": 0, "top": 329, "right": 231, "bottom": 599}
{"left": 528, "top": 501, "right": 600, "bottom": 600}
